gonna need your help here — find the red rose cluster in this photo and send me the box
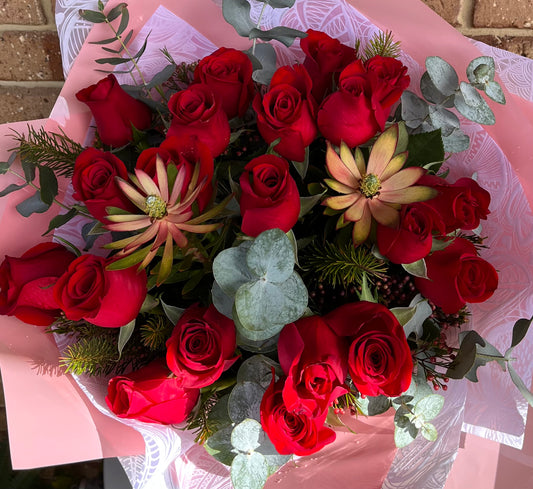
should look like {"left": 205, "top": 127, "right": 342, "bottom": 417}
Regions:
{"left": 376, "top": 174, "right": 498, "bottom": 313}
{"left": 261, "top": 301, "right": 412, "bottom": 456}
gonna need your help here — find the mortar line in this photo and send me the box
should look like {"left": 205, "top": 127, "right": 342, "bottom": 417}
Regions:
{"left": 0, "top": 81, "right": 64, "bottom": 88}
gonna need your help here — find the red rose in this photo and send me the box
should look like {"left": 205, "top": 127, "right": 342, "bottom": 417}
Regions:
{"left": 253, "top": 65, "right": 317, "bottom": 162}
{"left": 239, "top": 155, "right": 300, "bottom": 237}
{"left": 260, "top": 375, "right": 336, "bottom": 456}
{"left": 365, "top": 56, "right": 410, "bottom": 128}
{"left": 53, "top": 254, "right": 147, "bottom": 328}
{"left": 72, "top": 148, "right": 135, "bottom": 223}
{"left": 194, "top": 47, "right": 254, "bottom": 119}
{"left": 317, "top": 60, "right": 378, "bottom": 147}
{"left": 136, "top": 135, "right": 214, "bottom": 211}
{"left": 300, "top": 29, "right": 358, "bottom": 102}
{"left": 76, "top": 74, "right": 152, "bottom": 147}
{"left": 376, "top": 202, "right": 446, "bottom": 264}
{"left": 167, "top": 83, "right": 230, "bottom": 157}
{"left": 415, "top": 237, "right": 498, "bottom": 314}
{"left": 106, "top": 359, "right": 200, "bottom": 425}
{"left": 420, "top": 176, "right": 491, "bottom": 233}
{"left": 278, "top": 316, "right": 348, "bottom": 416}
{"left": 0, "top": 243, "right": 76, "bottom": 326}
{"left": 325, "top": 302, "right": 413, "bottom": 397}
{"left": 166, "top": 304, "right": 238, "bottom": 388}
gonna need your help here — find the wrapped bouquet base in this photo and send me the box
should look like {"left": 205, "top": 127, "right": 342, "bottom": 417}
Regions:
{"left": 1, "top": 1, "right": 533, "bottom": 488}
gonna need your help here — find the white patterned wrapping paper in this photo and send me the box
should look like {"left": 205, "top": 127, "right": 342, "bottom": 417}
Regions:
{"left": 52, "top": 1, "right": 533, "bottom": 488}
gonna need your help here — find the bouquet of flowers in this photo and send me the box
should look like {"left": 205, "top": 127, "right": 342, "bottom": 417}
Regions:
{"left": 1, "top": 0, "right": 533, "bottom": 488}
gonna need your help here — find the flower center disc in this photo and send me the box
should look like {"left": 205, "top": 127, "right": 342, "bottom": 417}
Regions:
{"left": 145, "top": 194, "right": 167, "bottom": 219}
{"left": 360, "top": 173, "right": 381, "bottom": 198}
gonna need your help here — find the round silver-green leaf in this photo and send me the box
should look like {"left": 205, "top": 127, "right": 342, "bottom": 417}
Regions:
{"left": 231, "top": 451, "right": 269, "bottom": 489}
{"left": 228, "top": 381, "right": 265, "bottom": 423}
{"left": 213, "top": 243, "right": 254, "bottom": 296}
{"left": 231, "top": 418, "right": 263, "bottom": 453}
{"left": 414, "top": 394, "right": 445, "bottom": 421}
{"left": 425, "top": 56, "right": 459, "bottom": 96}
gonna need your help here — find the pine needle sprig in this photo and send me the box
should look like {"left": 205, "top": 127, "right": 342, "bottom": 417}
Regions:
{"left": 302, "top": 242, "right": 388, "bottom": 288}
{"left": 186, "top": 391, "right": 220, "bottom": 444}
{"left": 60, "top": 336, "right": 119, "bottom": 376}
{"left": 140, "top": 316, "right": 174, "bottom": 351}
{"left": 363, "top": 31, "right": 401, "bottom": 60}
{"left": 11, "top": 126, "right": 83, "bottom": 178}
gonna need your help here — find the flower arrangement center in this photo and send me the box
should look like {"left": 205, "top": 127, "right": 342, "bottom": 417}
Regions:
{"left": 360, "top": 173, "right": 381, "bottom": 198}
{"left": 145, "top": 194, "right": 167, "bottom": 219}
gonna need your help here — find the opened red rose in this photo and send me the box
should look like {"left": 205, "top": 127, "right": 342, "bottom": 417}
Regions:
{"left": 136, "top": 135, "right": 214, "bottom": 211}
{"left": 106, "top": 359, "right": 199, "bottom": 425}
{"left": 377, "top": 202, "right": 446, "bottom": 264}
{"left": 166, "top": 304, "right": 238, "bottom": 388}
{"left": 72, "top": 147, "right": 136, "bottom": 223}
{"left": 415, "top": 237, "right": 498, "bottom": 314}
{"left": 239, "top": 154, "right": 300, "bottom": 237}
{"left": 253, "top": 65, "right": 317, "bottom": 162}
{"left": 300, "top": 29, "right": 358, "bottom": 102}
{"left": 53, "top": 254, "right": 147, "bottom": 328}
{"left": 194, "top": 47, "right": 254, "bottom": 119}
{"left": 0, "top": 243, "right": 76, "bottom": 326}
{"left": 420, "top": 175, "right": 491, "bottom": 232}
{"left": 167, "top": 83, "right": 230, "bottom": 157}
{"left": 260, "top": 376, "right": 336, "bottom": 456}
{"left": 76, "top": 74, "right": 152, "bottom": 147}
{"left": 278, "top": 316, "right": 348, "bottom": 416}
{"left": 325, "top": 301, "right": 413, "bottom": 397}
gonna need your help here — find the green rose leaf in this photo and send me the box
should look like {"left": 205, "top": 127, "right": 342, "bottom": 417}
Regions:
{"left": 231, "top": 418, "right": 263, "bottom": 453}
{"left": 231, "top": 452, "right": 269, "bottom": 489}
{"left": 246, "top": 228, "right": 294, "bottom": 283}
{"left": 160, "top": 299, "right": 185, "bottom": 325}
{"left": 405, "top": 129, "right": 444, "bottom": 169}
{"left": 228, "top": 381, "right": 265, "bottom": 424}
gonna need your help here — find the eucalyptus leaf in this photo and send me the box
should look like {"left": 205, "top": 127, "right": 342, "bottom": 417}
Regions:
{"left": 106, "top": 3, "right": 127, "bottom": 22}
{"left": 421, "top": 422, "right": 438, "bottom": 442}
{"left": 237, "top": 355, "right": 281, "bottom": 389}
{"left": 402, "top": 259, "right": 428, "bottom": 279}
{"left": 213, "top": 242, "right": 254, "bottom": 296}
{"left": 205, "top": 425, "right": 235, "bottom": 466}
{"left": 401, "top": 91, "right": 429, "bottom": 129}
{"left": 222, "top": 0, "right": 255, "bottom": 37}
{"left": 249, "top": 26, "right": 306, "bottom": 48}
{"left": 16, "top": 190, "right": 50, "bottom": 217}
{"left": 117, "top": 319, "right": 136, "bottom": 358}
{"left": 212, "top": 281, "right": 235, "bottom": 319}
{"left": 38, "top": 166, "right": 58, "bottom": 205}
{"left": 414, "top": 394, "right": 444, "bottom": 421}
{"left": 236, "top": 330, "right": 280, "bottom": 353}
{"left": 446, "top": 330, "right": 485, "bottom": 379}
{"left": 21, "top": 159, "right": 36, "bottom": 182}
{"left": 228, "top": 381, "right": 265, "bottom": 423}
{"left": 247, "top": 43, "right": 277, "bottom": 86}
{"left": 231, "top": 452, "right": 269, "bottom": 489}
{"left": 394, "top": 422, "right": 418, "bottom": 448}
{"left": 464, "top": 337, "right": 506, "bottom": 382}
{"left": 442, "top": 129, "right": 470, "bottom": 153}
{"left": 116, "top": 6, "right": 130, "bottom": 36}
{"left": 257, "top": 0, "right": 295, "bottom": 7}
{"left": 79, "top": 9, "right": 107, "bottom": 23}
{"left": 231, "top": 418, "right": 263, "bottom": 453}
{"left": 291, "top": 146, "right": 309, "bottom": 179}
{"left": 357, "top": 395, "right": 391, "bottom": 416}
{"left": 43, "top": 208, "right": 77, "bottom": 236}
{"left": 299, "top": 191, "right": 326, "bottom": 218}
{"left": 485, "top": 81, "right": 506, "bottom": 104}
{"left": 0, "top": 183, "right": 27, "bottom": 197}
{"left": 510, "top": 317, "right": 533, "bottom": 350}
{"left": 466, "top": 56, "right": 495, "bottom": 85}
{"left": 420, "top": 72, "right": 454, "bottom": 107}
{"left": 393, "top": 295, "right": 432, "bottom": 339}
{"left": 454, "top": 83, "right": 495, "bottom": 125}
{"left": 95, "top": 56, "right": 131, "bottom": 66}
{"left": 161, "top": 299, "right": 185, "bottom": 324}
{"left": 428, "top": 105, "right": 460, "bottom": 137}
{"left": 246, "top": 228, "right": 294, "bottom": 283}
{"left": 425, "top": 57, "right": 459, "bottom": 96}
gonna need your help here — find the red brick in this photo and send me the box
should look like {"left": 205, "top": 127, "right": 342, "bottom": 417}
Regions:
{"left": 473, "top": 35, "right": 533, "bottom": 58}
{"left": 473, "top": 0, "right": 533, "bottom": 28}
{"left": 0, "top": 0, "right": 46, "bottom": 25}
{"left": 422, "top": 0, "right": 463, "bottom": 26}
{"left": 0, "top": 31, "right": 63, "bottom": 82}
{"left": 0, "top": 86, "right": 62, "bottom": 124}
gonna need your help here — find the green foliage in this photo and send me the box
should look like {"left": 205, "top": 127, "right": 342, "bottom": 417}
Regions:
{"left": 140, "top": 316, "right": 174, "bottom": 350}
{"left": 302, "top": 241, "right": 388, "bottom": 288}
{"left": 363, "top": 31, "right": 401, "bottom": 60}
{"left": 60, "top": 336, "right": 120, "bottom": 376}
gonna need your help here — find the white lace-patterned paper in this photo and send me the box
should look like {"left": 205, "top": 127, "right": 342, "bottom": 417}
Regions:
{"left": 52, "top": 1, "right": 533, "bottom": 488}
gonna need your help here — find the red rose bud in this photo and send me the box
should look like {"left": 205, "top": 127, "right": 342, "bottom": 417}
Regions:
{"left": 53, "top": 254, "right": 147, "bottom": 328}
{"left": 415, "top": 237, "right": 498, "bottom": 314}
{"left": 136, "top": 135, "right": 214, "bottom": 211}
{"left": 106, "top": 359, "right": 199, "bottom": 425}
{"left": 76, "top": 74, "right": 152, "bottom": 147}
{"left": 325, "top": 302, "right": 413, "bottom": 398}
{"left": 253, "top": 64, "right": 317, "bottom": 162}
{"left": 166, "top": 304, "right": 238, "bottom": 389}
{"left": 376, "top": 202, "right": 446, "bottom": 264}
{"left": 278, "top": 316, "right": 348, "bottom": 417}
{"left": 300, "top": 29, "right": 358, "bottom": 102}
{"left": 194, "top": 47, "right": 254, "bottom": 119}
{"left": 72, "top": 147, "right": 136, "bottom": 223}
{"left": 0, "top": 243, "right": 76, "bottom": 326}
{"left": 167, "top": 83, "right": 230, "bottom": 157}
{"left": 260, "top": 376, "right": 336, "bottom": 456}
{"left": 239, "top": 154, "right": 300, "bottom": 237}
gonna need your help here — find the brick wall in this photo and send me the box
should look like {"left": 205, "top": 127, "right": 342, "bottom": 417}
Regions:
{"left": 1, "top": 0, "right": 533, "bottom": 125}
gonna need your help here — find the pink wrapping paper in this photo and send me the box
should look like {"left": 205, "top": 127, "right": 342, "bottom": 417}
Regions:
{"left": 0, "top": 0, "right": 532, "bottom": 487}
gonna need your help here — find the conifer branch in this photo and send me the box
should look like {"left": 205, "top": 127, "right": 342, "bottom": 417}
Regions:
{"left": 364, "top": 31, "right": 401, "bottom": 60}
